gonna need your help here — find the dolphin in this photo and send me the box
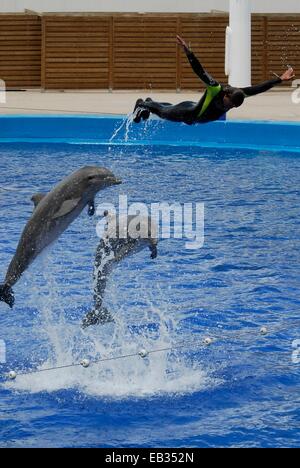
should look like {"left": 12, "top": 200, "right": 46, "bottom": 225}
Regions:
{"left": 82, "top": 211, "right": 158, "bottom": 329}
{"left": 0, "top": 166, "right": 121, "bottom": 308}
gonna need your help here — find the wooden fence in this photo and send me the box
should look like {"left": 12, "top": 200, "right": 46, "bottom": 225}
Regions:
{"left": 0, "top": 13, "right": 299, "bottom": 90}
{"left": 0, "top": 14, "right": 41, "bottom": 88}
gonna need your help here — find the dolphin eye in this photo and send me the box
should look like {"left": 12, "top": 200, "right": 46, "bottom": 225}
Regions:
{"left": 88, "top": 175, "right": 96, "bottom": 180}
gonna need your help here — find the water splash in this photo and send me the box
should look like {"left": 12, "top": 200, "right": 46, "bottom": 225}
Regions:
{"left": 5, "top": 254, "right": 212, "bottom": 399}
{"left": 109, "top": 113, "right": 135, "bottom": 143}
{"left": 109, "top": 118, "right": 127, "bottom": 143}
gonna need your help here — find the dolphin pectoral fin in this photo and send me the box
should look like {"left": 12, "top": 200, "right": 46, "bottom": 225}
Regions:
{"left": 52, "top": 198, "right": 81, "bottom": 220}
{"left": 81, "top": 307, "right": 115, "bottom": 329}
{"left": 0, "top": 284, "right": 15, "bottom": 308}
{"left": 149, "top": 244, "right": 158, "bottom": 259}
{"left": 88, "top": 200, "right": 95, "bottom": 217}
{"left": 31, "top": 193, "right": 47, "bottom": 210}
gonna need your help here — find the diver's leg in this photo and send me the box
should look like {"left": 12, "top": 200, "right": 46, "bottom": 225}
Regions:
{"left": 134, "top": 97, "right": 171, "bottom": 122}
{"left": 145, "top": 97, "right": 173, "bottom": 106}
{"left": 133, "top": 98, "right": 180, "bottom": 123}
{"left": 142, "top": 99, "right": 198, "bottom": 124}
{"left": 170, "top": 101, "right": 199, "bottom": 122}
{"left": 144, "top": 92, "right": 207, "bottom": 125}
{"left": 133, "top": 98, "right": 152, "bottom": 123}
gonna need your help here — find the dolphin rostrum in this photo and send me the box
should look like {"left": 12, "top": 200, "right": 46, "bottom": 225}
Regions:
{"left": 0, "top": 166, "right": 121, "bottom": 308}
{"left": 82, "top": 211, "right": 158, "bottom": 329}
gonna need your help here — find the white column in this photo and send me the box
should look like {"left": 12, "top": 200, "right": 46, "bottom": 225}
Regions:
{"left": 226, "top": 0, "right": 251, "bottom": 87}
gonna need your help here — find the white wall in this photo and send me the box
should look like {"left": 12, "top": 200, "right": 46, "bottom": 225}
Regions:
{"left": 0, "top": 0, "right": 300, "bottom": 14}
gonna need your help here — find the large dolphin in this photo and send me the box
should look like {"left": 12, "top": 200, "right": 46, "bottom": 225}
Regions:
{"left": 82, "top": 211, "right": 158, "bottom": 329}
{"left": 0, "top": 166, "right": 121, "bottom": 308}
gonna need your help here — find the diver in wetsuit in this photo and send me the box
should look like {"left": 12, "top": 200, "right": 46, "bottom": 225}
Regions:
{"left": 133, "top": 35, "right": 295, "bottom": 124}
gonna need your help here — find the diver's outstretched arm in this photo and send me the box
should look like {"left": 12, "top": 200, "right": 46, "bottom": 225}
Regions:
{"left": 242, "top": 67, "right": 295, "bottom": 97}
{"left": 176, "top": 35, "right": 220, "bottom": 87}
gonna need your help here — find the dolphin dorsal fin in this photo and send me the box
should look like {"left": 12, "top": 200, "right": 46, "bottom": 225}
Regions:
{"left": 52, "top": 198, "right": 82, "bottom": 220}
{"left": 31, "top": 193, "right": 47, "bottom": 209}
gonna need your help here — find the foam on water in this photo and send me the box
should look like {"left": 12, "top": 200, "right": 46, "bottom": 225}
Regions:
{"left": 7, "top": 344, "right": 211, "bottom": 398}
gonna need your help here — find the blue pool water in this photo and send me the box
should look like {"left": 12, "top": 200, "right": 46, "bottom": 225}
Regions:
{"left": 0, "top": 142, "right": 299, "bottom": 448}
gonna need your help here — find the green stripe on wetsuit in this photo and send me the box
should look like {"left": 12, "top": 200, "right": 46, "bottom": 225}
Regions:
{"left": 197, "top": 84, "right": 222, "bottom": 118}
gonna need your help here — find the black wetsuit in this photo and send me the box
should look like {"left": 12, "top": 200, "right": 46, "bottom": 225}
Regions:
{"left": 139, "top": 49, "right": 282, "bottom": 125}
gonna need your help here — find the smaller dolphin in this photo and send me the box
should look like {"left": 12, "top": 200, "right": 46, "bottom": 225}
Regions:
{"left": 0, "top": 166, "right": 121, "bottom": 308}
{"left": 82, "top": 212, "right": 158, "bottom": 329}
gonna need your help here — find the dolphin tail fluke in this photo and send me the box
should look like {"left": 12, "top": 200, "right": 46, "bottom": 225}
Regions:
{"left": 0, "top": 284, "right": 15, "bottom": 308}
{"left": 81, "top": 307, "right": 114, "bottom": 329}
